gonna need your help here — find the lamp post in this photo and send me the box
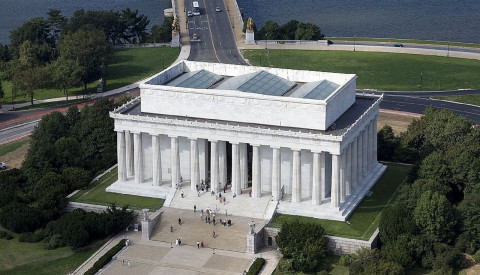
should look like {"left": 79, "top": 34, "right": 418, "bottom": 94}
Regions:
{"left": 354, "top": 35, "right": 356, "bottom": 52}
{"left": 163, "top": 53, "right": 165, "bottom": 69}
{"left": 260, "top": 52, "right": 262, "bottom": 66}
{"left": 447, "top": 41, "right": 450, "bottom": 57}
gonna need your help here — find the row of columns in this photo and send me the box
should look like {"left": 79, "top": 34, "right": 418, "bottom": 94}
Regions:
{"left": 116, "top": 118, "right": 377, "bottom": 208}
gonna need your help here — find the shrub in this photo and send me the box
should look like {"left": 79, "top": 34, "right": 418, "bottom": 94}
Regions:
{"left": 0, "top": 230, "right": 13, "bottom": 240}
{"left": 43, "top": 234, "right": 65, "bottom": 250}
{"left": 84, "top": 239, "right": 126, "bottom": 275}
{"left": 246, "top": 257, "right": 265, "bottom": 275}
{"left": 473, "top": 250, "right": 480, "bottom": 263}
{"left": 277, "top": 258, "right": 293, "bottom": 272}
{"left": 19, "top": 229, "right": 45, "bottom": 243}
{"left": 338, "top": 254, "right": 354, "bottom": 266}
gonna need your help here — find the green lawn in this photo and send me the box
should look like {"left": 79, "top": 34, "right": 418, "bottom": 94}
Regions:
{"left": 242, "top": 50, "right": 480, "bottom": 91}
{"left": 104, "top": 46, "right": 179, "bottom": 91}
{"left": 269, "top": 163, "right": 411, "bottom": 240}
{"left": 432, "top": 94, "right": 480, "bottom": 107}
{"left": 0, "top": 226, "right": 106, "bottom": 274}
{"left": 70, "top": 167, "right": 164, "bottom": 211}
{"left": 0, "top": 47, "right": 179, "bottom": 104}
{"left": 328, "top": 37, "right": 480, "bottom": 49}
{"left": 0, "top": 137, "right": 30, "bottom": 157}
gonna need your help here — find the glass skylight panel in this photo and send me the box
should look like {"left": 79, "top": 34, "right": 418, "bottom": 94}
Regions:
{"left": 176, "top": 70, "right": 223, "bottom": 89}
{"left": 237, "top": 71, "right": 295, "bottom": 96}
{"left": 304, "top": 80, "right": 339, "bottom": 100}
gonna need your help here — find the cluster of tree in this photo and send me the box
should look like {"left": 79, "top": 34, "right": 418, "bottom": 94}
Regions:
{"left": 246, "top": 19, "right": 324, "bottom": 41}
{"left": 0, "top": 9, "right": 172, "bottom": 105}
{"left": 0, "top": 99, "right": 124, "bottom": 236}
{"left": 275, "top": 221, "right": 329, "bottom": 273}
{"left": 363, "top": 106, "right": 480, "bottom": 274}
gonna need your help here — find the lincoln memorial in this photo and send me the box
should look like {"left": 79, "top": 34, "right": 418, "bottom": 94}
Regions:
{"left": 108, "top": 60, "right": 385, "bottom": 221}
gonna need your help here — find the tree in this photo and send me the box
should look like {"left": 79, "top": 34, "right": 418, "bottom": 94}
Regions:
{"left": 120, "top": 8, "right": 150, "bottom": 43}
{"left": 379, "top": 203, "right": 417, "bottom": 243}
{"left": 258, "top": 20, "right": 280, "bottom": 40}
{"left": 275, "top": 221, "right": 328, "bottom": 272}
{"left": 59, "top": 29, "right": 109, "bottom": 93}
{"left": 295, "top": 22, "right": 324, "bottom": 40}
{"left": 377, "top": 125, "right": 399, "bottom": 161}
{"left": 457, "top": 191, "right": 480, "bottom": 252}
{"left": 414, "top": 191, "right": 456, "bottom": 243}
{"left": 64, "top": 9, "right": 123, "bottom": 44}
{"left": 148, "top": 17, "right": 173, "bottom": 43}
{"left": 0, "top": 202, "right": 44, "bottom": 233}
{"left": 9, "top": 17, "right": 53, "bottom": 60}
{"left": 46, "top": 9, "right": 67, "bottom": 45}
{"left": 49, "top": 57, "right": 82, "bottom": 100}
{"left": 279, "top": 20, "right": 300, "bottom": 40}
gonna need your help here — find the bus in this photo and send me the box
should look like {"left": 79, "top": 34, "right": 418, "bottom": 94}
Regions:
{"left": 192, "top": 1, "right": 200, "bottom": 15}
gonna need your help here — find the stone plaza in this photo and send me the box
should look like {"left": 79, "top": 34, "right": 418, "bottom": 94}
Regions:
{"left": 108, "top": 61, "right": 385, "bottom": 221}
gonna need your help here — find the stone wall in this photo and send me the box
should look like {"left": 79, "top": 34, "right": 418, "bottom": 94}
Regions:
{"left": 247, "top": 227, "right": 265, "bottom": 254}
{"left": 142, "top": 210, "right": 162, "bottom": 240}
{"left": 263, "top": 226, "right": 379, "bottom": 255}
{"left": 65, "top": 202, "right": 142, "bottom": 223}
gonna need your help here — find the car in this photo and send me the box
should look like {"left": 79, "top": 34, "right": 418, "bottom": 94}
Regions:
{"left": 0, "top": 162, "right": 6, "bottom": 170}
{"left": 187, "top": 11, "right": 193, "bottom": 17}
{"left": 192, "top": 33, "right": 199, "bottom": 40}
{"left": 215, "top": 7, "right": 221, "bottom": 12}
{"left": 394, "top": 43, "right": 404, "bottom": 47}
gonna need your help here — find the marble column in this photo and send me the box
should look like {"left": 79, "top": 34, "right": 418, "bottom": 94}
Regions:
{"left": 117, "top": 131, "right": 127, "bottom": 182}
{"left": 231, "top": 143, "right": 241, "bottom": 195}
{"left": 170, "top": 136, "right": 180, "bottom": 188}
{"left": 240, "top": 143, "right": 248, "bottom": 189}
{"left": 152, "top": 134, "right": 162, "bottom": 186}
{"left": 210, "top": 140, "right": 219, "bottom": 193}
{"left": 219, "top": 141, "right": 227, "bottom": 189}
{"left": 125, "top": 130, "right": 134, "bottom": 177}
{"left": 320, "top": 152, "right": 327, "bottom": 199}
{"left": 199, "top": 139, "right": 207, "bottom": 182}
{"left": 367, "top": 121, "right": 373, "bottom": 170}
{"left": 373, "top": 118, "right": 378, "bottom": 164}
{"left": 358, "top": 130, "right": 364, "bottom": 181}
{"left": 190, "top": 139, "right": 200, "bottom": 191}
{"left": 362, "top": 128, "right": 368, "bottom": 177}
{"left": 351, "top": 137, "right": 358, "bottom": 190}
{"left": 252, "top": 145, "right": 261, "bottom": 198}
{"left": 272, "top": 147, "right": 281, "bottom": 201}
{"left": 331, "top": 154, "right": 340, "bottom": 208}
{"left": 312, "top": 151, "right": 321, "bottom": 205}
{"left": 133, "top": 132, "right": 143, "bottom": 184}
{"left": 292, "top": 149, "right": 301, "bottom": 203}
{"left": 345, "top": 144, "right": 352, "bottom": 196}
{"left": 339, "top": 150, "right": 346, "bottom": 203}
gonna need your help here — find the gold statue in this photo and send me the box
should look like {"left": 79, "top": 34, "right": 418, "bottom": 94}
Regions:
{"left": 172, "top": 18, "right": 180, "bottom": 34}
{"left": 246, "top": 17, "right": 254, "bottom": 33}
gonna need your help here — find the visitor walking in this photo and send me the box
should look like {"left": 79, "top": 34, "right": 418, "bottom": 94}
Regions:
{"left": 197, "top": 241, "right": 200, "bottom": 248}
{"left": 213, "top": 218, "right": 216, "bottom": 226}
{"left": 225, "top": 209, "right": 228, "bottom": 216}
{"left": 212, "top": 231, "right": 216, "bottom": 238}
{"left": 194, "top": 205, "right": 196, "bottom": 212}
{"left": 178, "top": 218, "right": 182, "bottom": 225}
{"left": 201, "top": 241, "right": 204, "bottom": 248}
{"left": 127, "top": 259, "right": 131, "bottom": 268}
{"left": 122, "top": 259, "right": 125, "bottom": 266}
{"left": 170, "top": 226, "right": 173, "bottom": 232}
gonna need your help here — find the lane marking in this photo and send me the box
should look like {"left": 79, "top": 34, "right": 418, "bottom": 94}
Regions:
{"left": 202, "top": 0, "right": 220, "bottom": 62}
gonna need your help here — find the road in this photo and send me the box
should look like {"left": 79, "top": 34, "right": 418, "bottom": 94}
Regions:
{"left": 0, "top": 121, "right": 37, "bottom": 145}
{"left": 334, "top": 40, "right": 480, "bottom": 54}
{"left": 185, "top": 0, "right": 247, "bottom": 65}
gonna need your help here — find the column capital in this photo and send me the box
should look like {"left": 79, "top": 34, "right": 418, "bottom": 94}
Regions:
{"left": 209, "top": 139, "right": 218, "bottom": 143}
{"left": 291, "top": 148, "right": 302, "bottom": 152}
{"left": 250, "top": 143, "right": 261, "bottom": 147}
{"left": 168, "top": 135, "right": 179, "bottom": 139}
{"left": 131, "top": 131, "right": 141, "bottom": 135}
{"left": 270, "top": 145, "right": 281, "bottom": 149}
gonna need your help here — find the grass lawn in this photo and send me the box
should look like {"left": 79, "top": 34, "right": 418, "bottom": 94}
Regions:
{"left": 269, "top": 163, "right": 411, "bottom": 240}
{"left": 242, "top": 50, "right": 480, "bottom": 91}
{"left": 0, "top": 47, "right": 179, "bottom": 105}
{"left": 0, "top": 137, "right": 30, "bottom": 157}
{"left": 0, "top": 226, "right": 106, "bottom": 274}
{"left": 432, "top": 94, "right": 480, "bottom": 107}
{"left": 70, "top": 167, "right": 164, "bottom": 211}
{"left": 328, "top": 37, "right": 480, "bottom": 49}
{"left": 104, "top": 46, "right": 179, "bottom": 91}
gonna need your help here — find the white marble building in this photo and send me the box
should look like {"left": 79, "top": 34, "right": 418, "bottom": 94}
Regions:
{"left": 108, "top": 61, "right": 385, "bottom": 221}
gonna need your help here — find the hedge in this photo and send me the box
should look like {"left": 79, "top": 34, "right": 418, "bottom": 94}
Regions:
{"left": 247, "top": 257, "right": 266, "bottom": 275}
{"left": 84, "top": 239, "right": 126, "bottom": 275}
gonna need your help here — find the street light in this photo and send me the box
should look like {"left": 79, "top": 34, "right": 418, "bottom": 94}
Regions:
{"left": 447, "top": 41, "right": 450, "bottom": 57}
{"left": 354, "top": 35, "right": 356, "bottom": 52}
{"left": 260, "top": 53, "right": 262, "bottom": 66}
{"left": 163, "top": 53, "right": 165, "bottom": 69}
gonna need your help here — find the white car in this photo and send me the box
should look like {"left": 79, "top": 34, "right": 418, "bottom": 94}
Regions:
{"left": 187, "top": 11, "right": 193, "bottom": 17}
{"left": 0, "top": 162, "right": 6, "bottom": 170}
{"left": 215, "top": 7, "right": 221, "bottom": 12}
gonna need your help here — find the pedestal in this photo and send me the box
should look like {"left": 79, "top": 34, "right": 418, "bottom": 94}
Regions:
{"left": 171, "top": 33, "right": 180, "bottom": 47}
{"left": 245, "top": 31, "right": 255, "bottom": 45}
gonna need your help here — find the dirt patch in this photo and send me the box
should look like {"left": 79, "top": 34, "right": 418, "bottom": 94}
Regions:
{"left": 1, "top": 140, "right": 30, "bottom": 170}
{"left": 378, "top": 111, "right": 419, "bottom": 135}
{"left": 463, "top": 254, "right": 480, "bottom": 275}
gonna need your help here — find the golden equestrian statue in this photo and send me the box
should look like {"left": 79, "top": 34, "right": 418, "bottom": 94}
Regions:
{"left": 246, "top": 17, "right": 254, "bottom": 33}
{"left": 172, "top": 18, "right": 180, "bottom": 34}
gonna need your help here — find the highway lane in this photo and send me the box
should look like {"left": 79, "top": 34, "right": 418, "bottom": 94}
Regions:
{"left": 334, "top": 40, "right": 480, "bottom": 54}
{"left": 186, "top": 0, "right": 246, "bottom": 64}
{"left": 0, "top": 121, "right": 37, "bottom": 145}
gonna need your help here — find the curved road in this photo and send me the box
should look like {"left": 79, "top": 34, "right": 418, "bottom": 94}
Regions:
{"left": 185, "top": 0, "right": 247, "bottom": 65}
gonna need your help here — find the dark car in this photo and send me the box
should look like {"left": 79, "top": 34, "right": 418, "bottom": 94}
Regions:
{"left": 394, "top": 43, "right": 404, "bottom": 47}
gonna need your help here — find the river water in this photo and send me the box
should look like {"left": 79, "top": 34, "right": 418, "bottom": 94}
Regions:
{"left": 1, "top": 0, "right": 479, "bottom": 44}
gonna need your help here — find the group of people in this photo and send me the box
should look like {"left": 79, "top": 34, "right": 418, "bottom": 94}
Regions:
{"left": 175, "top": 238, "right": 182, "bottom": 246}
{"left": 196, "top": 240, "right": 205, "bottom": 248}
